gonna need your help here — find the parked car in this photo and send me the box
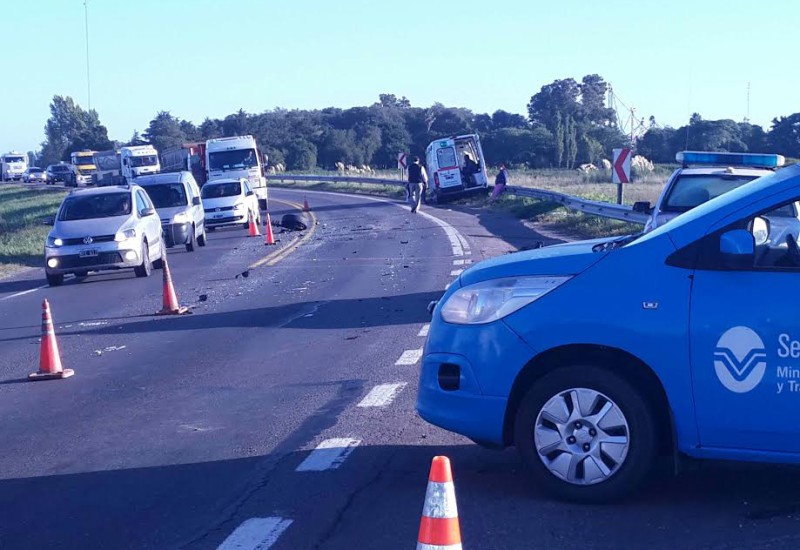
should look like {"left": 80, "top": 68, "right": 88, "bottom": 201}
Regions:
{"left": 417, "top": 163, "right": 800, "bottom": 503}
{"left": 136, "top": 171, "right": 207, "bottom": 252}
{"left": 44, "top": 184, "right": 165, "bottom": 286}
{"left": 46, "top": 164, "right": 75, "bottom": 186}
{"left": 635, "top": 151, "right": 786, "bottom": 232}
{"left": 201, "top": 178, "right": 260, "bottom": 231}
{"left": 23, "top": 167, "right": 47, "bottom": 183}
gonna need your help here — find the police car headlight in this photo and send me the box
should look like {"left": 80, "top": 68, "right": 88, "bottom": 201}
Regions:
{"left": 440, "top": 276, "right": 571, "bottom": 325}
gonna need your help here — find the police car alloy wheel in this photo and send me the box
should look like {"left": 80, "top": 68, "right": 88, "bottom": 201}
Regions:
{"left": 514, "top": 365, "right": 657, "bottom": 503}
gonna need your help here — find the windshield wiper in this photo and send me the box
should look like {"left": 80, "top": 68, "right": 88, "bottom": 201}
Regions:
{"left": 592, "top": 233, "right": 642, "bottom": 252}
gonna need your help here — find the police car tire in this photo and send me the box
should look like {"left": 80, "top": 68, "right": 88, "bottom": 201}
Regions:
{"left": 514, "top": 365, "right": 657, "bottom": 503}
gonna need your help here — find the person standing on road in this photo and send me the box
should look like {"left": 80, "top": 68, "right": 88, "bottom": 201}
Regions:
{"left": 407, "top": 156, "right": 428, "bottom": 214}
{"left": 489, "top": 164, "right": 509, "bottom": 203}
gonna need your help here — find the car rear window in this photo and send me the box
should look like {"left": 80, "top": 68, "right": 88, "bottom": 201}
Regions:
{"left": 142, "top": 183, "right": 187, "bottom": 208}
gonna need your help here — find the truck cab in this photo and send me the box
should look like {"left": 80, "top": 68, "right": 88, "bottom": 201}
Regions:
{"left": 120, "top": 145, "right": 160, "bottom": 181}
{"left": 205, "top": 136, "right": 268, "bottom": 210}
{"left": 425, "top": 134, "right": 489, "bottom": 202}
{"left": 70, "top": 150, "right": 97, "bottom": 186}
{"left": 1, "top": 151, "right": 28, "bottom": 181}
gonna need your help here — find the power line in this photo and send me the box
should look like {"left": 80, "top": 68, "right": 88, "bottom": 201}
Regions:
{"left": 84, "top": 0, "right": 91, "bottom": 109}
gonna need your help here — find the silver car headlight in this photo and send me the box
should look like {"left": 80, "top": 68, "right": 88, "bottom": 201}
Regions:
{"left": 440, "top": 276, "right": 572, "bottom": 325}
{"left": 232, "top": 202, "right": 245, "bottom": 211}
{"left": 46, "top": 236, "right": 64, "bottom": 247}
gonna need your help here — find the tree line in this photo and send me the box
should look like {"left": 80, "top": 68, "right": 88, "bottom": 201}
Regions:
{"left": 34, "top": 74, "right": 800, "bottom": 170}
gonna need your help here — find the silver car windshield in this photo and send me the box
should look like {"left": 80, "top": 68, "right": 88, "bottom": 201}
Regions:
{"left": 59, "top": 193, "right": 132, "bottom": 221}
{"left": 662, "top": 174, "right": 757, "bottom": 213}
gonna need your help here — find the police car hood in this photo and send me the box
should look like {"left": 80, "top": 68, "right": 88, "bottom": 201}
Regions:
{"left": 459, "top": 238, "right": 611, "bottom": 286}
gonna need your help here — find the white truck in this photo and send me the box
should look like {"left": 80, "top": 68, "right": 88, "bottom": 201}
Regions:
{"left": 205, "top": 136, "right": 268, "bottom": 209}
{"left": 1, "top": 151, "right": 29, "bottom": 182}
{"left": 93, "top": 145, "right": 161, "bottom": 186}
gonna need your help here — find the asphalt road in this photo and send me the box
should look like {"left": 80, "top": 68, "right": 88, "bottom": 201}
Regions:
{"left": 0, "top": 188, "right": 799, "bottom": 549}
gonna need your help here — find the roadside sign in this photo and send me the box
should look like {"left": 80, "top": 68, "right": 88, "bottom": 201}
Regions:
{"left": 397, "top": 153, "right": 408, "bottom": 170}
{"left": 612, "top": 148, "right": 632, "bottom": 184}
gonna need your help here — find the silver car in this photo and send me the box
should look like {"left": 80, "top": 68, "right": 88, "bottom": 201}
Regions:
{"left": 44, "top": 184, "right": 165, "bottom": 286}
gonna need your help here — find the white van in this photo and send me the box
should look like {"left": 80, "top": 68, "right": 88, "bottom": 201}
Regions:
{"left": 136, "top": 171, "right": 206, "bottom": 252}
{"left": 1, "top": 151, "right": 28, "bottom": 181}
{"left": 206, "top": 136, "right": 268, "bottom": 210}
{"left": 424, "top": 134, "right": 489, "bottom": 202}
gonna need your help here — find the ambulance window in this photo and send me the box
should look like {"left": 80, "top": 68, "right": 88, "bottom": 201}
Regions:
{"left": 437, "top": 147, "right": 457, "bottom": 169}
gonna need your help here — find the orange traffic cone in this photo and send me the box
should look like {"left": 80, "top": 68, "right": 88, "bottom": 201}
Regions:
{"left": 264, "top": 212, "right": 277, "bottom": 246}
{"left": 157, "top": 251, "right": 189, "bottom": 315}
{"left": 417, "top": 456, "right": 462, "bottom": 550}
{"left": 303, "top": 196, "right": 311, "bottom": 212}
{"left": 247, "top": 209, "right": 260, "bottom": 237}
{"left": 29, "top": 299, "right": 74, "bottom": 381}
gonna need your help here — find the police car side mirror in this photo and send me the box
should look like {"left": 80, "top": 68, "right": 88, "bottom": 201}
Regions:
{"left": 632, "top": 201, "right": 652, "bottom": 214}
{"left": 750, "top": 216, "right": 770, "bottom": 246}
{"left": 192, "top": 196, "right": 201, "bottom": 206}
{"left": 719, "top": 229, "right": 755, "bottom": 268}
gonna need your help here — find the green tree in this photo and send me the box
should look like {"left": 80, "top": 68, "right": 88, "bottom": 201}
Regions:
{"left": 768, "top": 114, "right": 800, "bottom": 158}
{"left": 565, "top": 115, "right": 578, "bottom": 169}
{"left": 285, "top": 139, "right": 318, "bottom": 170}
{"left": 39, "top": 95, "right": 113, "bottom": 165}
{"left": 199, "top": 118, "right": 223, "bottom": 140}
{"left": 527, "top": 78, "right": 580, "bottom": 130}
{"left": 144, "top": 111, "right": 189, "bottom": 153}
{"left": 554, "top": 112, "right": 565, "bottom": 167}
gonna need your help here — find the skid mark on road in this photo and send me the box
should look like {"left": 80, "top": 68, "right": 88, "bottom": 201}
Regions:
{"left": 217, "top": 517, "right": 293, "bottom": 550}
{"left": 357, "top": 383, "right": 407, "bottom": 408}
{"left": 395, "top": 348, "right": 423, "bottom": 365}
{"left": 296, "top": 438, "right": 361, "bottom": 472}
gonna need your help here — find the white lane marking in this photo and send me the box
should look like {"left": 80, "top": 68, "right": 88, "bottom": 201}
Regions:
{"left": 296, "top": 438, "right": 361, "bottom": 472}
{"left": 450, "top": 269, "right": 463, "bottom": 277}
{"left": 418, "top": 324, "right": 430, "bottom": 337}
{"left": 0, "top": 285, "right": 47, "bottom": 302}
{"left": 217, "top": 517, "right": 293, "bottom": 550}
{"left": 357, "top": 382, "right": 407, "bottom": 407}
{"left": 275, "top": 188, "right": 472, "bottom": 258}
{"left": 452, "top": 259, "right": 472, "bottom": 266}
{"left": 445, "top": 282, "right": 452, "bottom": 290}
{"left": 395, "top": 348, "right": 423, "bottom": 365}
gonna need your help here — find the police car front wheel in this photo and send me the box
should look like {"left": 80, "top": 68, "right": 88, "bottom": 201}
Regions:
{"left": 514, "top": 365, "right": 657, "bottom": 503}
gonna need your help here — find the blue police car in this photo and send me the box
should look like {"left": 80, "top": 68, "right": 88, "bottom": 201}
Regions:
{"left": 417, "top": 158, "right": 800, "bottom": 502}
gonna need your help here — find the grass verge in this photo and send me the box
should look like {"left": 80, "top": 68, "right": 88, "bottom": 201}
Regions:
{"left": 0, "top": 185, "right": 66, "bottom": 277}
{"left": 269, "top": 180, "right": 641, "bottom": 240}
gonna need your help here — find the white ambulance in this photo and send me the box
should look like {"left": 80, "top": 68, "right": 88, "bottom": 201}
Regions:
{"left": 424, "top": 134, "right": 489, "bottom": 202}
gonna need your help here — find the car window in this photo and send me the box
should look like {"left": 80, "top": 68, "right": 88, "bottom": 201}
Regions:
{"left": 142, "top": 183, "right": 187, "bottom": 208}
{"left": 135, "top": 190, "right": 150, "bottom": 216}
{"left": 59, "top": 193, "right": 131, "bottom": 220}
{"left": 201, "top": 181, "right": 241, "bottom": 198}
{"left": 662, "top": 174, "right": 758, "bottom": 213}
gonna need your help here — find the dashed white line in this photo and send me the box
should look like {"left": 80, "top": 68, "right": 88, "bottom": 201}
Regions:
{"left": 418, "top": 324, "right": 430, "bottom": 337}
{"left": 296, "top": 438, "right": 361, "bottom": 472}
{"left": 0, "top": 285, "right": 47, "bottom": 302}
{"left": 452, "top": 259, "right": 472, "bottom": 266}
{"left": 450, "top": 269, "right": 463, "bottom": 277}
{"left": 395, "top": 348, "right": 423, "bottom": 365}
{"left": 357, "top": 383, "right": 407, "bottom": 407}
{"left": 217, "top": 517, "right": 293, "bottom": 550}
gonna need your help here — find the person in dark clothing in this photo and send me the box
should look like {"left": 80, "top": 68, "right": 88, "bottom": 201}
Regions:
{"left": 462, "top": 153, "right": 479, "bottom": 187}
{"left": 407, "top": 156, "right": 428, "bottom": 213}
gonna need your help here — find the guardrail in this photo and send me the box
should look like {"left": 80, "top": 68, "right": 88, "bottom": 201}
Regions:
{"left": 265, "top": 174, "right": 649, "bottom": 225}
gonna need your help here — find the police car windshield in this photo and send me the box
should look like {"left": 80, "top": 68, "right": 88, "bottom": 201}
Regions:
{"left": 60, "top": 193, "right": 132, "bottom": 221}
{"left": 662, "top": 174, "right": 757, "bottom": 212}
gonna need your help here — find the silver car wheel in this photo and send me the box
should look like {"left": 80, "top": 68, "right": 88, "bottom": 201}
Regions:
{"left": 534, "top": 387, "right": 630, "bottom": 486}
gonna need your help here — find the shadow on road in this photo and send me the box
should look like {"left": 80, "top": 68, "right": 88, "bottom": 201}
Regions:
{"left": 1, "top": 442, "right": 799, "bottom": 549}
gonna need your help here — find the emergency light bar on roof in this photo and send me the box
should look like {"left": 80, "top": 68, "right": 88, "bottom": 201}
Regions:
{"left": 676, "top": 151, "right": 785, "bottom": 169}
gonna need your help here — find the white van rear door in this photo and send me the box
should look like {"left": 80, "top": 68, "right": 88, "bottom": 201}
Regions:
{"left": 434, "top": 145, "right": 462, "bottom": 188}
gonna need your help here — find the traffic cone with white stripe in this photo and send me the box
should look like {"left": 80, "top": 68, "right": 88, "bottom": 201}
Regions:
{"left": 264, "top": 212, "right": 277, "bottom": 245}
{"left": 247, "top": 209, "right": 260, "bottom": 237}
{"left": 157, "top": 251, "right": 189, "bottom": 315}
{"left": 417, "top": 456, "right": 462, "bottom": 550}
{"left": 303, "top": 195, "right": 311, "bottom": 212}
{"left": 29, "top": 299, "right": 74, "bottom": 381}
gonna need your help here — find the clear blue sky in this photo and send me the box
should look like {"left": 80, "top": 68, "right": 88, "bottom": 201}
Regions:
{"left": 2, "top": 0, "right": 796, "bottom": 154}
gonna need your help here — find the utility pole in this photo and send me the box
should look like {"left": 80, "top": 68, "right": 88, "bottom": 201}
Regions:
{"left": 84, "top": 0, "right": 91, "bottom": 109}
{"left": 745, "top": 82, "right": 751, "bottom": 123}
